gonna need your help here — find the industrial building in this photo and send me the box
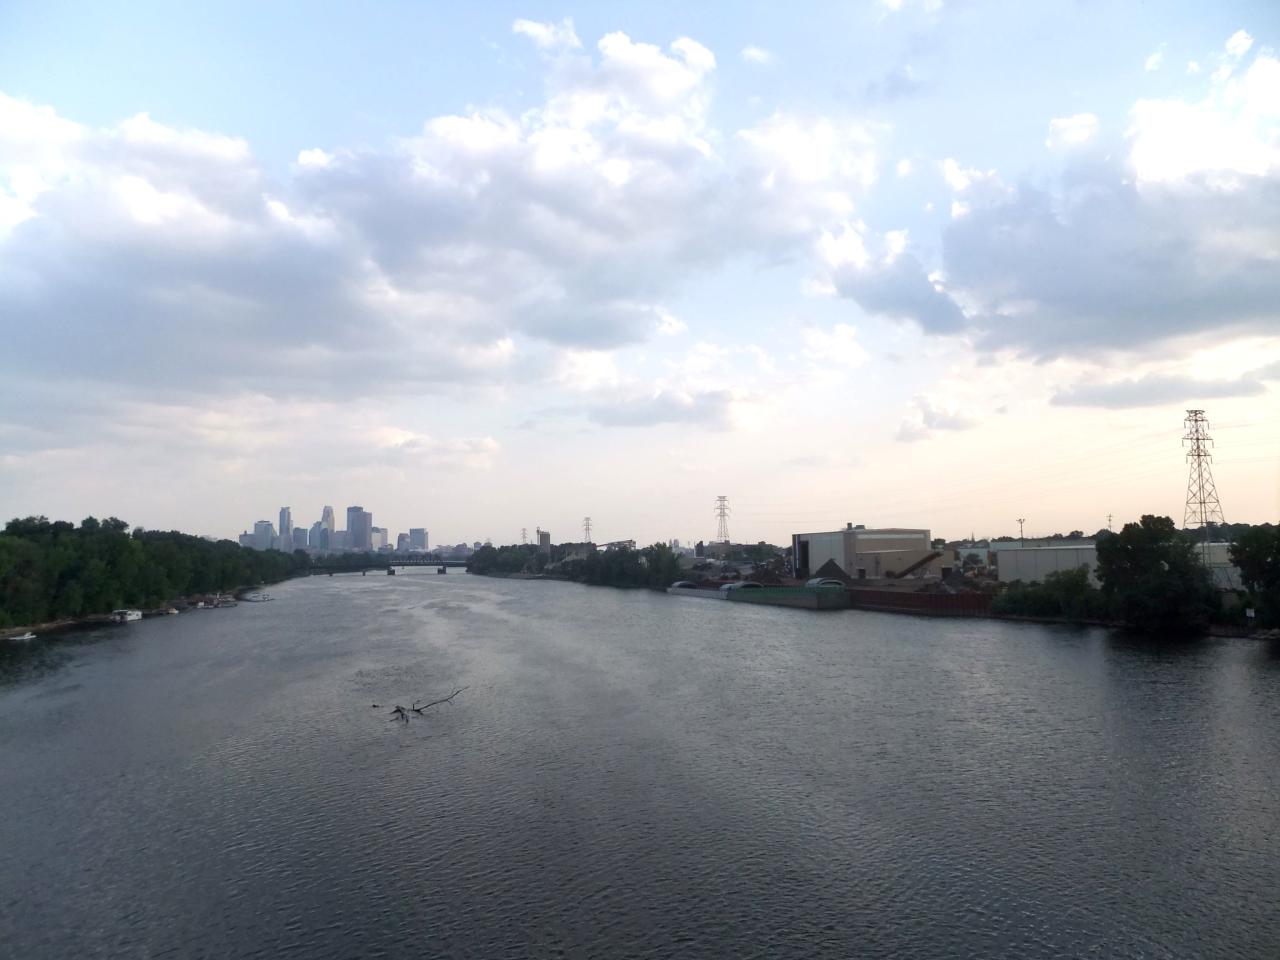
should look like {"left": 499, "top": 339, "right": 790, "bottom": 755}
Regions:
{"left": 995, "top": 541, "right": 1241, "bottom": 590}
{"left": 995, "top": 545, "right": 1098, "bottom": 585}
{"left": 792, "top": 524, "right": 942, "bottom": 580}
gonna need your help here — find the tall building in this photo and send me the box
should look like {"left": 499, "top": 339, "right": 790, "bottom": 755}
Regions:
{"left": 291, "top": 527, "right": 308, "bottom": 550}
{"left": 396, "top": 532, "right": 410, "bottom": 552}
{"left": 321, "top": 505, "right": 336, "bottom": 536}
{"left": 238, "top": 532, "right": 255, "bottom": 548}
{"left": 409, "top": 528, "right": 428, "bottom": 551}
{"left": 253, "top": 520, "right": 275, "bottom": 551}
{"left": 537, "top": 529, "right": 551, "bottom": 555}
{"left": 346, "top": 506, "right": 372, "bottom": 551}
{"left": 309, "top": 521, "right": 323, "bottom": 549}
{"left": 279, "top": 507, "right": 292, "bottom": 542}
{"left": 371, "top": 527, "right": 388, "bottom": 550}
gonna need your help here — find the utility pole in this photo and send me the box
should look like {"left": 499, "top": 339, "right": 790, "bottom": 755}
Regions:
{"left": 1106, "top": 513, "right": 1113, "bottom": 532}
{"left": 1183, "top": 409, "right": 1226, "bottom": 565}
{"left": 583, "top": 516, "right": 593, "bottom": 542}
{"left": 1016, "top": 518, "right": 1026, "bottom": 544}
{"left": 714, "top": 496, "right": 731, "bottom": 544}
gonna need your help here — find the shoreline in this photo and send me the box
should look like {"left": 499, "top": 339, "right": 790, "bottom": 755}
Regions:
{"left": 1, "top": 576, "right": 297, "bottom": 641}
{"left": 465, "top": 570, "right": 1279, "bottom": 639}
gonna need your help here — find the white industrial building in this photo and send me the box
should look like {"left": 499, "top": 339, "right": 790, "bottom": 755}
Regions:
{"left": 792, "top": 524, "right": 942, "bottom": 580}
{"left": 996, "top": 545, "right": 1098, "bottom": 585}
{"left": 996, "top": 540, "right": 1242, "bottom": 590}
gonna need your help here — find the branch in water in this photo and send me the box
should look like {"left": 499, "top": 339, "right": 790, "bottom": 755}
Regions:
{"left": 411, "top": 687, "right": 469, "bottom": 714}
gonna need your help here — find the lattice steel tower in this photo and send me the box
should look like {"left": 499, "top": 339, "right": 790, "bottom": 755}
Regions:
{"left": 583, "top": 517, "right": 593, "bottom": 542}
{"left": 714, "top": 496, "right": 731, "bottom": 544}
{"left": 1182, "top": 409, "right": 1226, "bottom": 562}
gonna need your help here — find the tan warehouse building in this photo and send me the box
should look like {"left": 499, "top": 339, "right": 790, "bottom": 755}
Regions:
{"left": 792, "top": 524, "right": 943, "bottom": 580}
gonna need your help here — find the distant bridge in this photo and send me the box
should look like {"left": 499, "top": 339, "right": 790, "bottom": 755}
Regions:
{"left": 309, "top": 557, "right": 469, "bottom": 574}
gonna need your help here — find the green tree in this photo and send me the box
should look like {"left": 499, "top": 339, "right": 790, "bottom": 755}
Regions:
{"left": 1229, "top": 525, "right": 1280, "bottom": 626}
{"left": 1095, "top": 515, "right": 1218, "bottom": 635}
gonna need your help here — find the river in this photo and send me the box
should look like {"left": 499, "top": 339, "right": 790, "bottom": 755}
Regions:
{"left": 1, "top": 570, "right": 1278, "bottom": 958}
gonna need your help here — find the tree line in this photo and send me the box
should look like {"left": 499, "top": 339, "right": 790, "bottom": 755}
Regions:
{"left": 0, "top": 516, "right": 312, "bottom": 628}
{"left": 993, "top": 515, "right": 1280, "bottom": 634}
{"left": 467, "top": 542, "right": 683, "bottom": 590}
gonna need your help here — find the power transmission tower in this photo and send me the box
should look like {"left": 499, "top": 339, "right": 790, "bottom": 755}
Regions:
{"left": 583, "top": 516, "right": 593, "bottom": 542}
{"left": 1183, "top": 409, "right": 1226, "bottom": 564}
{"left": 714, "top": 496, "right": 731, "bottom": 544}
{"left": 1107, "top": 513, "right": 1113, "bottom": 532}
{"left": 1016, "top": 517, "right": 1026, "bottom": 543}
{"left": 521, "top": 527, "right": 527, "bottom": 544}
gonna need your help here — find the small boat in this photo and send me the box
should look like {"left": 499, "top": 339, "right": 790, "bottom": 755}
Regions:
{"left": 10, "top": 631, "right": 37, "bottom": 642}
{"left": 165, "top": 607, "right": 179, "bottom": 615}
{"left": 111, "top": 609, "right": 143, "bottom": 623}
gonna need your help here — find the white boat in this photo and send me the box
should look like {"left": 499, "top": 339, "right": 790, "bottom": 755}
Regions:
{"left": 10, "top": 631, "right": 37, "bottom": 642}
{"left": 110, "top": 609, "right": 142, "bottom": 623}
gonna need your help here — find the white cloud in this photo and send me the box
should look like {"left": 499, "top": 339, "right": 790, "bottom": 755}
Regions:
{"left": 800, "top": 323, "right": 869, "bottom": 369}
{"left": 879, "top": 0, "right": 944, "bottom": 13}
{"left": 1045, "top": 113, "right": 1099, "bottom": 149}
{"left": 1225, "top": 29, "right": 1254, "bottom": 59}
{"left": 512, "top": 17, "right": 581, "bottom": 51}
{"left": 1129, "top": 51, "right": 1280, "bottom": 183}
{"left": 741, "top": 45, "right": 773, "bottom": 65}
{"left": 1187, "top": 60, "right": 1202, "bottom": 75}
{"left": 896, "top": 157, "right": 913, "bottom": 177}
{"left": 656, "top": 309, "right": 688, "bottom": 335}
{"left": 1145, "top": 47, "right": 1165, "bottom": 72}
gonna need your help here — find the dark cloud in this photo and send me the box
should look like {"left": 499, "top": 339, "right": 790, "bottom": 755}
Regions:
{"left": 943, "top": 162, "right": 1280, "bottom": 357}
{"left": 830, "top": 251, "right": 967, "bottom": 334}
{"left": 1051, "top": 373, "right": 1267, "bottom": 409}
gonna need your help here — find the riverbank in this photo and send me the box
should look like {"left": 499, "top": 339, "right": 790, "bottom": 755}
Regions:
{"left": 1, "top": 578, "right": 297, "bottom": 641}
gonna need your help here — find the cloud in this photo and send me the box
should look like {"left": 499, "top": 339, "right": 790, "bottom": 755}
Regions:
{"left": 818, "top": 222, "right": 968, "bottom": 333}
{"left": 1144, "top": 47, "right": 1165, "bottom": 72}
{"left": 1226, "top": 30, "right": 1253, "bottom": 59}
{"left": 896, "top": 395, "right": 975, "bottom": 441}
{"left": 1050, "top": 373, "right": 1267, "bottom": 409}
{"left": 879, "top": 0, "right": 944, "bottom": 13}
{"left": 588, "top": 389, "right": 735, "bottom": 428}
{"left": 1045, "top": 112, "right": 1099, "bottom": 149}
{"left": 741, "top": 45, "right": 773, "bottom": 65}
{"left": 930, "top": 49, "right": 1280, "bottom": 358}
{"left": 0, "top": 30, "right": 883, "bottom": 418}
{"left": 512, "top": 18, "right": 581, "bottom": 51}
{"left": 866, "top": 64, "right": 926, "bottom": 101}
{"left": 800, "top": 323, "right": 869, "bottom": 369}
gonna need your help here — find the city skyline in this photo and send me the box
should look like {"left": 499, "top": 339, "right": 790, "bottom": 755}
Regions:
{"left": 2, "top": 3, "right": 1278, "bottom": 544}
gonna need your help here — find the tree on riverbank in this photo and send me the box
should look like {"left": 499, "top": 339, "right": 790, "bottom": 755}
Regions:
{"left": 991, "top": 567, "right": 1110, "bottom": 622}
{"left": 468, "top": 541, "right": 681, "bottom": 589}
{"left": 1230, "top": 524, "right": 1280, "bottom": 626}
{"left": 1095, "top": 515, "right": 1218, "bottom": 635}
{"left": 0, "top": 516, "right": 310, "bottom": 627}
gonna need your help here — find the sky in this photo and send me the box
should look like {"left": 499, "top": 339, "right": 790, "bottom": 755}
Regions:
{"left": 1, "top": 0, "right": 1279, "bottom": 546}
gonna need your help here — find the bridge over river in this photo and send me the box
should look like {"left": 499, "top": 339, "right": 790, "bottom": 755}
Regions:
{"left": 309, "top": 557, "right": 469, "bottom": 575}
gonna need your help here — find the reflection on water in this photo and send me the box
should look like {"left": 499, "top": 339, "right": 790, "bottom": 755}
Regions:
{"left": 1, "top": 572, "right": 1278, "bottom": 959}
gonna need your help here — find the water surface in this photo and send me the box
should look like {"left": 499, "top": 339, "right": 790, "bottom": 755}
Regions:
{"left": 2, "top": 571, "right": 1278, "bottom": 958}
